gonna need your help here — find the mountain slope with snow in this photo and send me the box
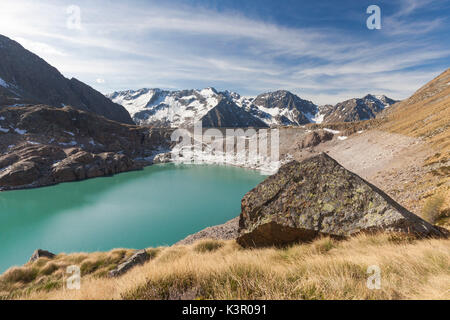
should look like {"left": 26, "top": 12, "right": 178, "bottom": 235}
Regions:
{"left": 0, "top": 34, "right": 133, "bottom": 124}
{"left": 247, "top": 90, "right": 318, "bottom": 126}
{"left": 107, "top": 87, "right": 263, "bottom": 127}
{"left": 202, "top": 98, "right": 268, "bottom": 128}
{"left": 108, "top": 87, "right": 397, "bottom": 128}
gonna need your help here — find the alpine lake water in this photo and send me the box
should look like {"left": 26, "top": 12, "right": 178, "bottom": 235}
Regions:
{"left": 0, "top": 164, "right": 266, "bottom": 273}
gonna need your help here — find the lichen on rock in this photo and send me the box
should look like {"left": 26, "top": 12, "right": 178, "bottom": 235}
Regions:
{"left": 237, "top": 153, "right": 444, "bottom": 247}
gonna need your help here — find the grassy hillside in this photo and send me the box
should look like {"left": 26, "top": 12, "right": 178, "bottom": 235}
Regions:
{"left": 1, "top": 235, "right": 449, "bottom": 300}
{"left": 380, "top": 69, "right": 450, "bottom": 225}
{"left": 381, "top": 68, "right": 450, "bottom": 162}
{"left": 1, "top": 70, "right": 448, "bottom": 301}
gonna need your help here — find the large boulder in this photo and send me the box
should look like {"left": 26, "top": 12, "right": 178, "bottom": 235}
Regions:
{"left": 237, "top": 153, "right": 444, "bottom": 247}
{"left": 109, "top": 250, "right": 151, "bottom": 277}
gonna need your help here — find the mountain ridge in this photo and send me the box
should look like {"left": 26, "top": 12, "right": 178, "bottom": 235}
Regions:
{"left": 0, "top": 34, "right": 133, "bottom": 124}
{"left": 108, "top": 86, "right": 397, "bottom": 127}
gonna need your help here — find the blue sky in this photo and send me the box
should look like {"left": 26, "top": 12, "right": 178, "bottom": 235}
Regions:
{"left": 0, "top": 0, "right": 449, "bottom": 104}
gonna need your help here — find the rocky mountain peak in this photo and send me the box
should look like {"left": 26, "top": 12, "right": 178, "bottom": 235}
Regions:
{"left": 108, "top": 85, "right": 398, "bottom": 127}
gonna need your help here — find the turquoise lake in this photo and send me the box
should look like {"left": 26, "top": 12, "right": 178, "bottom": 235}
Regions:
{"left": 0, "top": 164, "right": 265, "bottom": 273}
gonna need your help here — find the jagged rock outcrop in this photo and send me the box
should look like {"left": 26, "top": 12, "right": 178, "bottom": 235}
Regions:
{"left": 0, "top": 105, "right": 172, "bottom": 190}
{"left": 237, "top": 153, "right": 444, "bottom": 247}
{"left": 299, "top": 130, "right": 334, "bottom": 148}
{"left": 29, "top": 249, "right": 55, "bottom": 263}
{"left": 52, "top": 150, "right": 136, "bottom": 182}
{"left": 250, "top": 90, "right": 318, "bottom": 126}
{"left": 109, "top": 250, "right": 151, "bottom": 277}
{"left": 320, "top": 94, "right": 398, "bottom": 123}
{"left": 0, "top": 34, "right": 133, "bottom": 124}
{"left": 176, "top": 217, "right": 240, "bottom": 245}
{"left": 153, "top": 152, "right": 172, "bottom": 164}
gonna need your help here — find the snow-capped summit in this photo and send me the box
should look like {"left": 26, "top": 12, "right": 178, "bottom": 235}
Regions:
{"left": 247, "top": 90, "right": 319, "bottom": 126}
{"left": 107, "top": 87, "right": 398, "bottom": 127}
{"left": 106, "top": 87, "right": 264, "bottom": 127}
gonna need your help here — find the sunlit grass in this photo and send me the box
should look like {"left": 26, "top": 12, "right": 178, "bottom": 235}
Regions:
{"left": 1, "top": 233, "right": 448, "bottom": 300}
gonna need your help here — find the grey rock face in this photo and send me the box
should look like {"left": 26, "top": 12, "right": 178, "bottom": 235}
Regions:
{"left": 29, "top": 249, "right": 55, "bottom": 262}
{"left": 251, "top": 90, "right": 318, "bottom": 126}
{"left": 176, "top": 217, "right": 240, "bottom": 245}
{"left": 0, "top": 34, "right": 133, "bottom": 124}
{"left": 237, "top": 153, "right": 444, "bottom": 247}
{"left": 109, "top": 250, "right": 151, "bottom": 277}
{"left": 0, "top": 105, "right": 172, "bottom": 190}
{"left": 201, "top": 98, "right": 268, "bottom": 128}
{"left": 320, "top": 94, "right": 398, "bottom": 123}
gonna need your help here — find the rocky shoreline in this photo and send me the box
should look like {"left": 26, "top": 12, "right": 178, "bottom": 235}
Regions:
{"left": 0, "top": 105, "right": 173, "bottom": 191}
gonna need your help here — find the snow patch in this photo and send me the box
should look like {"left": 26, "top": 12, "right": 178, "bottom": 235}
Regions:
{"left": 59, "top": 141, "right": 77, "bottom": 147}
{"left": 323, "top": 128, "right": 340, "bottom": 134}
{"left": 14, "top": 128, "right": 27, "bottom": 135}
{"left": 52, "top": 161, "right": 62, "bottom": 167}
{"left": 338, "top": 136, "right": 348, "bottom": 140}
{"left": 311, "top": 112, "right": 325, "bottom": 124}
{"left": 0, "top": 126, "right": 9, "bottom": 133}
{"left": 0, "top": 77, "right": 9, "bottom": 88}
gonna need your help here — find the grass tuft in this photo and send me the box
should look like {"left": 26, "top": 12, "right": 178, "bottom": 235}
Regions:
{"left": 422, "top": 194, "right": 445, "bottom": 224}
{"left": 193, "top": 240, "right": 224, "bottom": 253}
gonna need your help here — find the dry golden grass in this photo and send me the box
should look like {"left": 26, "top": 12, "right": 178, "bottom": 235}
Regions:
{"left": 0, "top": 248, "right": 136, "bottom": 299}
{"left": 2, "top": 234, "right": 449, "bottom": 300}
{"left": 422, "top": 193, "right": 446, "bottom": 224}
{"left": 379, "top": 69, "right": 450, "bottom": 220}
{"left": 381, "top": 69, "right": 450, "bottom": 154}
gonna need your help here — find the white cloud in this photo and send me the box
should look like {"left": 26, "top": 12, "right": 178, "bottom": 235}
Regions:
{"left": 12, "top": 37, "right": 67, "bottom": 56}
{"left": 0, "top": 0, "right": 448, "bottom": 105}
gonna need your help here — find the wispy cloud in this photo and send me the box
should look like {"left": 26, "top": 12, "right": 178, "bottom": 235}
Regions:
{"left": 382, "top": 0, "right": 446, "bottom": 36}
{"left": 0, "top": 0, "right": 448, "bottom": 105}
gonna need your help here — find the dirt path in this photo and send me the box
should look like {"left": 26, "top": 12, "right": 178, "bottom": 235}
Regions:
{"left": 281, "top": 128, "right": 438, "bottom": 215}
